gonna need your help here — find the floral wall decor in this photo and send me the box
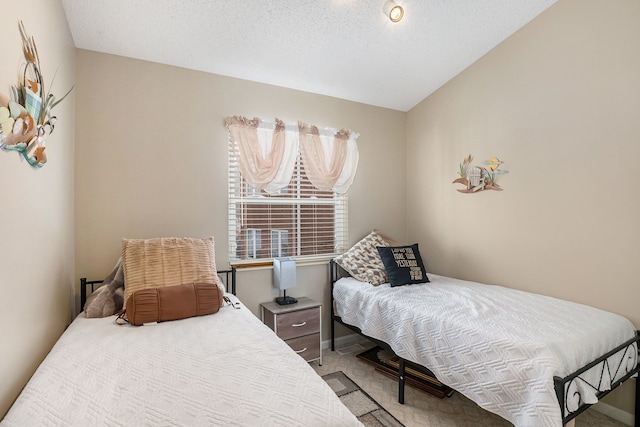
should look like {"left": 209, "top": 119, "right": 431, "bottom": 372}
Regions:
{"left": 0, "top": 21, "right": 73, "bottom": 168}
{"left": 453, "top": 154, "right": 509, "bottom": 193}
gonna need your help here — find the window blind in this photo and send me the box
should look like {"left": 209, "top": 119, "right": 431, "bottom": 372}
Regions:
{"left": 228, "top": 139, "right": 348, "bottom": 265}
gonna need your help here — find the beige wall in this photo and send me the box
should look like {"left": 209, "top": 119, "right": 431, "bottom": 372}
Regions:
{"left": 0, "top": 2, "right": 76, "bottom": 418}
{"left": 406, "top": 0, "right": 639, "bottom": 417}
{"left": 74, "top": 49, "right": 406, "bottom": 337}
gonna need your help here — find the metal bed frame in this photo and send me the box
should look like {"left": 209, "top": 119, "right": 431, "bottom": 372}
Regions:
{"left": 80, "top": 267, "right": 237, "bottom": 308}
{"left": 329, "top": 259, "right": 639, "bottom": 426}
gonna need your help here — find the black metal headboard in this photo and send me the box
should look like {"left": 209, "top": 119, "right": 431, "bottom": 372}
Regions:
{"left": 80, "top": 267, "right": 237, "bottom": 309}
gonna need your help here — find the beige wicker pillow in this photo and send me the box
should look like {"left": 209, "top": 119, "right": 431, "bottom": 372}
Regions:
{"left": 122, "top": 236, "right": 218, "bottom": 308}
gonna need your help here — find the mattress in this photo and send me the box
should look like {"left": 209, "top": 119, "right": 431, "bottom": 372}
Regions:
{"left": 334, "top": 275, "right": 637, "bottom": 427}
{"left": 2, "top": 295, "right": 362, "bottom": 427}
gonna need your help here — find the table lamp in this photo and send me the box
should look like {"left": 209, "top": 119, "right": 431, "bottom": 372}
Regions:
{"left": 273, "top": 257, "right": 298, "bottom": 305}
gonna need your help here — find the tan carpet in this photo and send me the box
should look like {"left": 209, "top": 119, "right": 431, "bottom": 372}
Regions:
{"left": 313, "top": 343, "right": 628, "bottom": 427}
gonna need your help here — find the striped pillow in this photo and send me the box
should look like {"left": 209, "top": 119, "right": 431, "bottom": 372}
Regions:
{"left": 122, "top": 236, "right": 218, "bottom": 308}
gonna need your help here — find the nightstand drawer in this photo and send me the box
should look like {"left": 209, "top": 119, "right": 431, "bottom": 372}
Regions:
{"left": 276, "top": 307, "right": 320, "bottom": 340}
{"left": 285, "top": 333, "right": 320, "bottom": 362}
{"left": 260, "top": 297, "right": 322, "bottom": 365}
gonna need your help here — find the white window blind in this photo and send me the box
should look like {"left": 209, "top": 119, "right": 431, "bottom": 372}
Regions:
{"left": 228, "top": 141, "right": 348, "bottom": 265}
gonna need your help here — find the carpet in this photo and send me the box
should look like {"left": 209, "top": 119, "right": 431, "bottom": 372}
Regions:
{"left": 357, "top": 346, "right": 454, "bottom": 399}
{"left": 322, "top": 371, "right": 404, "bottom": 427}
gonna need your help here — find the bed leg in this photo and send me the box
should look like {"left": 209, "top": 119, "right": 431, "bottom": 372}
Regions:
{"left": 398, "top": 358, "right": 405, "bottom": 404}
{"left": 331, "top": 318, "right": 335, "bottom": 351}
{"left": 635, "top": 377, "right": 638, "bottom": 427}
{"left": 564, "top": 419, "right": 575, "bottom": 427}
{"left": 330, "top": 259, "right": 335, "bottom": 352}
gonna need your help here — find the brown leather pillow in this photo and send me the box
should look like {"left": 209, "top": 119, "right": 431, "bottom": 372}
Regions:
{"left": 125, "top": 282, "right": 223, "bottom": 326}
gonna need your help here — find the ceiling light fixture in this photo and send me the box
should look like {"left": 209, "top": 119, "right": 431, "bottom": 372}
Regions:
{"left": 383, "top": 0, "right": 404, "bottom": 22}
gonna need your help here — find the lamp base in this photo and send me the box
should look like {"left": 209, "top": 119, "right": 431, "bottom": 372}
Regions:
{"left": 275, "top": 296, "right": 298, "bottom": 305}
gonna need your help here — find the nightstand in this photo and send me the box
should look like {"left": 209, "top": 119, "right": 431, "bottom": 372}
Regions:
{"left": 261, "top": 297, "right": 322, "bottom": 365}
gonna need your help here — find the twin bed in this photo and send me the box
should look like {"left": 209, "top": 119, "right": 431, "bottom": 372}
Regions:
{"left": 2, "top": 238, "right": 362, "bottom": 427}
{"left": 329, "top": 231, "right": 639, "bottom": 427}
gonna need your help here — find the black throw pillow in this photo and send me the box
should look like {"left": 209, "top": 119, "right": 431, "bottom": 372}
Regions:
{"left": 376, "top": 244, "right": 429, "bottom": 287}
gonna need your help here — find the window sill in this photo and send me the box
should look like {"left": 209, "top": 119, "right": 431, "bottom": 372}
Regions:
{"left": 230, "top": 256, "right": 335, "bottom": 270}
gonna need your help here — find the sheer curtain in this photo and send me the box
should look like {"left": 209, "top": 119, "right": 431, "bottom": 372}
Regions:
{"left": 225, "top": 116, "right": 298, "bottom": 194}
{"left": 298, "top": 122, "right": 359, "bottom": 194}
{"left": 226, "top": 116, "right": 359, "bottom": 194}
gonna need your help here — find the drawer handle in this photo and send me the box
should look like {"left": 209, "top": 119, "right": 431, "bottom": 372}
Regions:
{"left": 295, "top": 347, "right": 308, "bottom": 354}
{"left": 292, "top": 321, "right": 307, "bottom": 327}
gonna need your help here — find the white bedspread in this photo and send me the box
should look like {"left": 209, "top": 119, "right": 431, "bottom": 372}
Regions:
{"left": 334, "top": 275, "right": 637, "bottom": 427}
{"left": 2, "top": 295, "right": 362, "bottom": 427}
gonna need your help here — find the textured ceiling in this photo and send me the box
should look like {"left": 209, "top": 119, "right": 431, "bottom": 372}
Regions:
{"left": 62, "top": 0, "right": 557, "bottom": 112}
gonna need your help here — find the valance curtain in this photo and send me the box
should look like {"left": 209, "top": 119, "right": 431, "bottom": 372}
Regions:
{"left": 225, "top": 116, "right": 359, "bottom": 194}
{"left": 225, "top": 116, "right": 298, "bottom": 194}
{"left": 298, "top": 122, "right": 359, "bottom": 194}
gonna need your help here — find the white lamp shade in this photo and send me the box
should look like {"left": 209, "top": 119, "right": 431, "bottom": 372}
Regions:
{"left": 273, "top": 257, "right": 296, "bottom": 290}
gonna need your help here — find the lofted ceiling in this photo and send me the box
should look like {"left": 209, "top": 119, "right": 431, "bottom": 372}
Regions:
{"left": 61, "top": 0, "right": 557, "bottom": 112}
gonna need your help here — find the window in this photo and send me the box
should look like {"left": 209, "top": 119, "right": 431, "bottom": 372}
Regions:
{"left": 228, "top": 147, "right": 348, "bottom": 265}
{"left": 246, "top": 228, "right": 262, "bottom": 259}
{"left": 270, "top": 229, "right": 288, "bottom": 257}
{"left": 226, "top": 116, "right": 358, "bottom": 266}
